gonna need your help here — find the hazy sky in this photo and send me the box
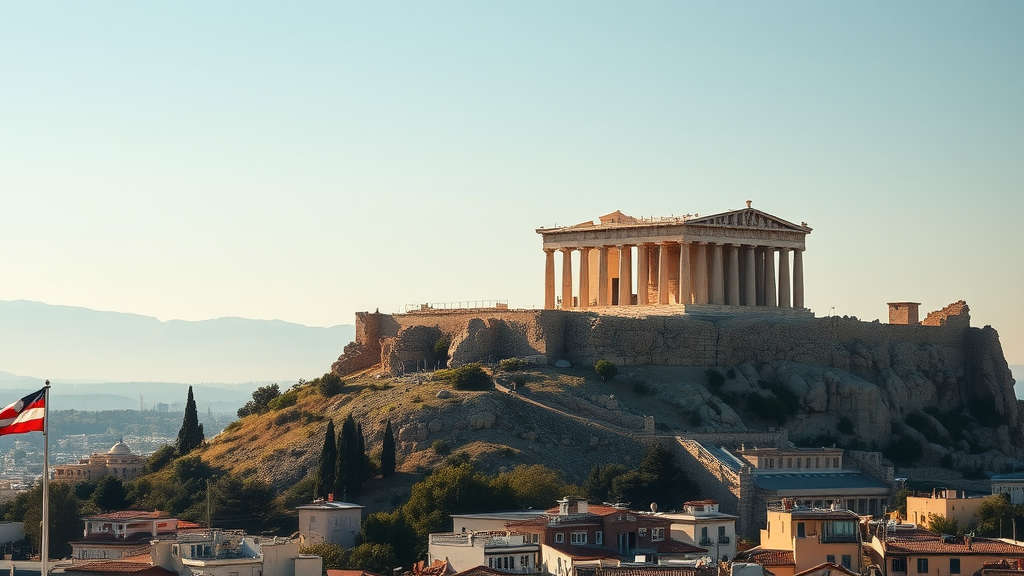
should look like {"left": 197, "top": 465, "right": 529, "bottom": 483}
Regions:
{"left": 2, "top": 1, "right": 1022, "bottom": 364}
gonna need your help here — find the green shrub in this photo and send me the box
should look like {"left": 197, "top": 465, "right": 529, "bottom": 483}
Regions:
{"left": 317, "top": 373, "right": 345, "bottom": 397}
{"left": 433, "top": 363, "right": 492, "bottom": 390}
{"left": 837, "top": 417, "right": 855, "bottom": 435}
{"left": 594, "top": 360, "right": 618, "bottom": 381}
{"left": 273, "top": 407, "right": 301, "bottom": 426}
{"left": 268, "top": 389, "right": 299, "bottom": 411}
{"left": 432, "top": 440, "right": 451, "bottom": 455}
{"left": 747, "top": 394, "right": 790, "bottom": 425}
{"left": 706, "top": 369, "right": 725, "bottom": 389}
{"left": 498, "top": 358, "right": 529, "bottom": 372}
{"left": 632, "top": 380, "right": 651, "bottom": 395}
{"left": 433, "top": 337, "right": 450, "bottom": 359}
{"left": 883, "top": 435, "right": 923, "bottom": 465}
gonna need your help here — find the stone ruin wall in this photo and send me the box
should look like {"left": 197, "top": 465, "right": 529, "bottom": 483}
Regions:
{"left": 332, "top": 306, "right": 1019, "bottom": 451}
{"left": 921, "top": 300, "right": 970, "bottom": 328}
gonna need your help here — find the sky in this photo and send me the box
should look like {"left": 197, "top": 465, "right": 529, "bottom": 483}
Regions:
{"left": 2, "top": 1, "right": 1023, "bottom": 364}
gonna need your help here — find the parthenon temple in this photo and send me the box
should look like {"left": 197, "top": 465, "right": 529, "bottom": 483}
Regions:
{"left": 537, "top": 203, "right": 811, "bottom": 313}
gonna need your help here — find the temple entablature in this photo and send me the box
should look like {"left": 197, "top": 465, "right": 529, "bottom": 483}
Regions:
{"left": 536, "top": 203, "right": 812, "bottom": 313}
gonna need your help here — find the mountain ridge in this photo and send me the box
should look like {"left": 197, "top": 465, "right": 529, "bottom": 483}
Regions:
{"left": 0, "top": 300, "right": 355, "bottom": 383}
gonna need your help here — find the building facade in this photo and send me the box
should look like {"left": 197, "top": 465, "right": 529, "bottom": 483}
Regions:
{"left": 53, "top": 442, "right": 144, "bottom": 485}
{"left": 537, "top": 205, "right": 811, "bottom": 311}
{"left": 905, "top": 490, "right": 987, "bottom": 530}
{"left": 661, "top": 500, "right": 737, "bottom": 562}
{"left": 296, "top": 500, "right": 363, "bottom": 548}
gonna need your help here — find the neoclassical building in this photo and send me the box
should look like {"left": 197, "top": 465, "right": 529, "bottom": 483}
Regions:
{"left": 53, "top": 441, "right": 145, "bottom": 485}
{"left": 537, "top": 203, "right": 811, "bottom": 312}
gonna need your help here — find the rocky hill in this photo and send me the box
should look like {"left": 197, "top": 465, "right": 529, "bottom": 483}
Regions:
{"left": 193, "top": 310, "right": 1022, "bottom": 513}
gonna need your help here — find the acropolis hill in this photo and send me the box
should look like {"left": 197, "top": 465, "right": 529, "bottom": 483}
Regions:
{"left": 332, "top": 206, "right": 1023, "bottom": 466}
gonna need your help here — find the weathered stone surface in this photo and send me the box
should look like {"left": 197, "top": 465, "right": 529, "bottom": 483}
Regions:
{"left": 435, "top": 389, "right": 452, "bottom": 399}
{"left": 554, "top": 359, "right": 571, "bottom": 368}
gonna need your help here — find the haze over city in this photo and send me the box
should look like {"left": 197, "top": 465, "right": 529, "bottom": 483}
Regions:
{"left": 2, "top": 1, "right": 1022, "bottom": 381}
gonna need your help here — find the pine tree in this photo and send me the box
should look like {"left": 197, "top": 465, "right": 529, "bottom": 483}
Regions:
{"left": 381, "top": 420, "right": 396, "bottom": 478}
{"left": 177, "top": 386, "right": 205, "bottom": 454}
{"left": 314, "top": 420, "right": 337, "bottom": 500}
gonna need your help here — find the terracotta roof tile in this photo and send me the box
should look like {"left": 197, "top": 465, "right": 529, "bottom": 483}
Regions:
{"left": 575, "top": 565, "right": 717, "bottom": 576}
{"left": 65, "top": 563, "right": 175, "bottom": 576}
{"left": 327, "top": 570, "right": 386, "bottom": 576}
{"left": 885, "top": 530, "right": 1024, "bottom": 555}
{"left": 736, "top": 549, "right": 795, "bottom": 567}
{"left": 793, "top": 563, "right": 860, "bottom": 576}
{"left": 82, "top": 511, "right": 168, "bottom": 521}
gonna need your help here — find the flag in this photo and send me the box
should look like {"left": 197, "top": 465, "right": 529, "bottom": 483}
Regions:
{"left": 0, "top": 388, "right": 46, "bottom": 436}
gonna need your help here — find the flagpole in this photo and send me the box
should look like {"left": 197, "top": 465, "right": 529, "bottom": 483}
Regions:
{"left": 41, "top": 380, "right": 50, "bottom": 576}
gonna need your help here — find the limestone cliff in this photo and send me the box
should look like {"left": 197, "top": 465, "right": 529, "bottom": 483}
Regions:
{"left": 332, "top": 307, "right": 1024, "bottom": 468}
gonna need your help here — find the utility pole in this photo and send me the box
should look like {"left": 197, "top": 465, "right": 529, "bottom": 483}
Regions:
{"left": 206, "top": 479, "right": 212, "bottom": 529}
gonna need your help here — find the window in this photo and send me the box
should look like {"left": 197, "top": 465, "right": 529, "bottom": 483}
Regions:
{"left": 532, "top": 534, "right": 539, "bottom": 543}
{"left": 834, "top": 457, "right": 839, "bottom": 467}
{"left": 950, "top": 559, "right": 961, "bottom": 574}
{"left": 638, "top": 528, "right": 647, "bottom": 537}
{"left": 571, "top": 531, "right": 588, "bottom": 544}
{"left": 797, "top": 523, "right": 806, "bottom": 538}
{"left": 917, "top": 559, "right": 929, "bottom": 573}
{"left": 521, "top": 556, "right": 530, "bottom": 568}
{"left": 815, "top": 457, "right": 820, "bottom": 468}
{"left": 596, "top": 531, "right": 603, "bottom": 545}
{"left": 555, "top": 533, "right": 565, "bottom": 544}
{"left": 821, "top": 520, "right": 858, "bottom": 543}
{"left": 806, "top": 458, "right": 811, "bottom": 468}
{"left": 892, "top": 558, "right": 907, "bottom": 572}
{"left": 827, "top": 555, "right": 835, "bottom": 565}
{"left": 842, "top": 555, "right": 852, "bottom": 569}
{"left": 652, "top": 528, "right": 664, "bottom": 542}
{"left": 788, "top": 458, "right": 793, "bottom": 468}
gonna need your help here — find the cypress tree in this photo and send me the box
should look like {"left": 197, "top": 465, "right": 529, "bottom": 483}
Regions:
{"left": 356, "top": 422, "right": 366, "bottom": 484}
{"left": 177, "top": 386, "right": 205, "bottom": 454}
{"left": 381, "top": 420, "right": 396, "bottom": 478}
{"left": 313, "top": 420, "right": 337, "bottom": 500}
{"left": 335, "top": 414, "right": 362, "bottom": 500}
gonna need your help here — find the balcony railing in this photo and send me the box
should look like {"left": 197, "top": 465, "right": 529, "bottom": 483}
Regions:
{"left": 718, "top": 536, "right": 731, "bottom": 544}
{"left": 699, "top": 538, "right": 714, "bottom": 546}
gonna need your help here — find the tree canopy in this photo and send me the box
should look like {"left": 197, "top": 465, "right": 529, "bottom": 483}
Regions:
{"left": 176, "top": 386, "right": 205, "bottom": 454}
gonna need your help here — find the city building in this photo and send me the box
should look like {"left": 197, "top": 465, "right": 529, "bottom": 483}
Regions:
{"left": 296, "top": 500, "right": 364, "bottom": 548}
{"left": 991, "top": 473, "right": 1024, "bottom": 505}
{"left": 660, "top": 500, "right": 737, "bottom": 561}
{"left": 905, "top": 489, "right": 987, "bottom": 530}
{"left": 450, "top": 512, "right": 546, "bottom": 534}
{"left": 53, "top": 442, "right": 144, "bottom": 485}
{"left": 536, "top": 204, "right": 811, "bottom": 312}
{"left": 866, "top": 525, "right": 1024, "bottom": 576}
{"left": 737, "top": 504, "right": 863, "bottom": 576}
{"left": 151, "top": 529, "right": 322, "bottom": 576}
{"left": 427, "top": 531, "right": 541, "bottom": 573}
{"left": 71, "top": 511, "right": 195, "bottom": 561}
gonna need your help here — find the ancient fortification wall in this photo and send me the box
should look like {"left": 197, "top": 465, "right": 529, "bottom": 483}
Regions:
{"left": 332, "top": 306, "right": 1020, "bottom": 456}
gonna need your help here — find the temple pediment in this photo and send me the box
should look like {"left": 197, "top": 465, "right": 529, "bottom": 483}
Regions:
{"left": 687, "top": 208, "right": 811, "bottom": 233}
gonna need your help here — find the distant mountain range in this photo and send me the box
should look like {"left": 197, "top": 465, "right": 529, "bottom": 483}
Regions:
{"left": 0, "top": 300, "right": 355, "bottom": 384}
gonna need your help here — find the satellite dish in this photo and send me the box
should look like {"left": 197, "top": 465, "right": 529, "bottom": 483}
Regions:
{"left": 650, "top": 502, "right": 658, "bottom": 513}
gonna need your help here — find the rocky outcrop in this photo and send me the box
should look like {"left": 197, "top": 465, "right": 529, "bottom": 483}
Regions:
{"left": 332, "top": 307, "right": 1023, "bottom": 460}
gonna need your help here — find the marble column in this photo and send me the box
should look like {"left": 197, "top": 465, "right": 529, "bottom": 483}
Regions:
{"left": 727, "top": 244, "right": 741, "bottom": 305}
{"left": 598, "top": 247, "right": 610, "bottom": 306}
{"left": 561, "top": 248, "right": 574, "bottom": 310}
{"left": 694, "top": 243, "right": 709, "bottom": 304}
{"left": 754, "top": 247, "right": 765, "bottom": 306}
{"left": 544, "top": 249, "right": 556, "bottom": 310}
{"left": 618, "top": 245, "right": 633, "bottom": 306}
{"left": 710, "top": 243, "right": 725, "bottom": 305}
{"left": 744, "top": 246, "right": 757, "bottom": 306}
{"left": 658, "top": 243, "right": 671, "bottom": 304}
{"left": 778, "top": 247, "right": 791, "bottom": 309}
{"left": 793, "top": 248, "right": 805, "bottom": 309}
{"left": 637, "top": 244, "right": 650, "bottom": 306}
{"left": 579, "top": 247, "right": 591, "bottom": 310}
{"left": 764, "top": 248, "right": 778, "bottom": 307}
{"left": 677, "top": 241, "right": 691, "bottom": 305}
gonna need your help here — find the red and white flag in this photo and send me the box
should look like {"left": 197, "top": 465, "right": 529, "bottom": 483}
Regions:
{"left": 0, "top": 388, "right": 46, "bottom": 436}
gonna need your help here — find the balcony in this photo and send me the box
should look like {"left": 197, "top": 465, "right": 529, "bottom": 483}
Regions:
{"left": 699, "top": 538, "right": 714, "bottom": 547}
{"left": 718, "top": 536, "right": 731, "bottom": 544}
